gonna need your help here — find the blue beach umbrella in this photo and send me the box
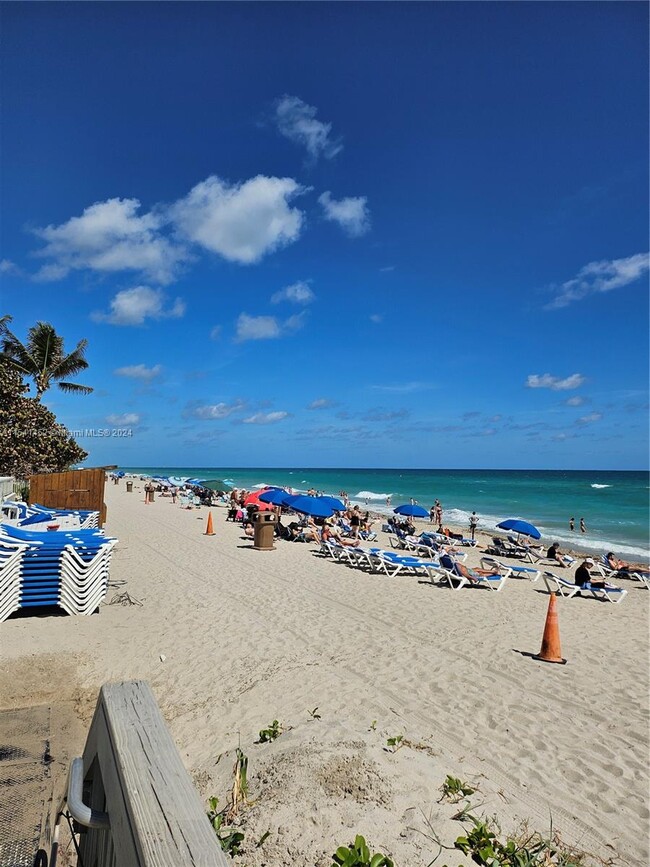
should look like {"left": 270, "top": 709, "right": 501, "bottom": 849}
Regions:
{"left": 394, "top": 504, "right": 429, "bottom": 518}
{"left": 283, "top": 495, "right": 335, "bottom": 518}
{"left": 320, "top": 495, "right": 346, "bottom": 512}
{"left": 496, "top": 518, "right": 541, "bottom": 540}
{"left": 258, "top": 488, "right": 289, "bottom": 506}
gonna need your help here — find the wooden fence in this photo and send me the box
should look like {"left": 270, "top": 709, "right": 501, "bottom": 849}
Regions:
{"left": 28, "top": 468, "right": 107, "bottom": 526}
{"left": 75, "top": 681, "right": 230, "bottom": 866}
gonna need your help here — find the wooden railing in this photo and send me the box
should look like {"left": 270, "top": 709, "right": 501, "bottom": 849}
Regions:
{"left": 72, "top": 680, "right": 230, "bottom": 866}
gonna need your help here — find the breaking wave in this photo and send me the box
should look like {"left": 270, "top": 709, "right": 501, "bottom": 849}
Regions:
{"left": 591, "top": 484, "right": 610, "bottom": 489}
{"left": 355, "top": 490, "right": 393, "bottom": 500}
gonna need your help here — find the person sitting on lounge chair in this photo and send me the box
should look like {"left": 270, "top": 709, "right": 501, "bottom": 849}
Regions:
{"left": 440, "top": 554, "right": 499, "bottom": 585}
{"left": 574, "top": 559, "right": 605, "bottom": 588}
{"left": 322, "top": 523, "right": 358, "bottom": 547}
{"left": 546, "top": 543, "right": 566, "bottom": 568}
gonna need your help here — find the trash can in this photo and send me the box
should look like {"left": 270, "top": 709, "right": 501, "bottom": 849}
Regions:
{"left": 126, "top": 481, "right": 133, "bottom": 493}
{"left": 253, "top": 510, "right": 277, "bottom": 550}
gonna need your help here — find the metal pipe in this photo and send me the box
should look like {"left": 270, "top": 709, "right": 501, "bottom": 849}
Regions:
{"left": 66, "top": 757, "right": 110, "bottom": 829}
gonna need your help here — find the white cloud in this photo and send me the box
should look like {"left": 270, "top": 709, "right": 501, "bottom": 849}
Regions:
{"left": 308, "top": 398, "right": 333, "bottom": 410}
{"left": 526, "top": 373, "right": 585, "bottom": 391}
{"left": 170, "top": 175, "right": 305, "bottom": 264}
{"left": 0, "top": 259, "right": 21, "bottom": 275}
{"left": 576, "top": 412, "right": 602, "bottom": 426}
{"left": 92, "top": 286, "right": 185, "bottom": 326}
{"left": 379, "top": 266, "right": 395, "bottom": 273}
{"left": 565, "top": 395, "right": 585, "bottom": 406}
{"left": 318, "top": 191, "right": 370, "bottom": 237}
{"left": 235, "top": 311, "right": 306, "bottom": 342}
{"left": 271, "top": 280, "right": 315, "bottom": 305}
{"left": 546, "top": 252, "right": 649, "bottom": 310}
{"left": 106, "top": 413, "right": 140, "bottom": 425}
{"left": 370, "top": 313, "right": 382, "bottom": 323}
{"left": 33, "top": 198, "right": 185, "bottom": 284}
{"left": 242, "top": 411, "right": 289, "bottom": 424}
{"left": 191, "top": 401, "right": 245, "bottom": 420}
{"left": 114, "top": 363, "right": 162, "bottom": 381}
{"left": 210, "top": 325, "right": 222, "bottom": 340}
{"left": 284, "top": 311, "right": 307, "bottom": 332}
{"left": 274, "top": 95, "right": 342, "bottom": 161}
{"left": 235, "top": 313, "right": 281, "bottom": 342}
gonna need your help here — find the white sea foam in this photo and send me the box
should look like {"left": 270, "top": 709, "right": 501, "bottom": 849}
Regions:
{"left": 591, "top": 484, "right": 611, "bottom": 489}
{"left": 355, "top": 490, "right": 393, "bottom": 500}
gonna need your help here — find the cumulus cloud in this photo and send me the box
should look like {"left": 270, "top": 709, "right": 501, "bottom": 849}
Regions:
{"left": 576, "top": 412, "right": 602, "bottom": 426}
{"left": 235, "top": 313, "right": 281, "bottom": 342}
{"left": 106, "top": 413, "right": 140, "bottom": 425}
{"left": 308, "top": 398, "right": 333, "bottom": 410}
{"left": 546, "top": 252, "right": 649, "bottom": 310}
{"left": 274, "top": 95, "right": 342, "bottom": 161}
{"left": 565, "top": 395, "right": 585, "bottom": 406}
{"left": 235, "top": 311, "right": 307, "bottom": 342}
{"left": 242, "top": 411, "right": 289, "bottom": 424}
{"left": 33, "top": 198, "right": 185, "bottom": 284}
{"left": 170, "top": 175, "right": 305, "bottom": 264}
{"left": 189, "top": 401, "right": 245, "bottom": 420}
{"left": 525, "top": 373, "right": 585, "bottom": 391}
{"left": 318, "top": 191, "right": 370, "bottom": 237}
{"left": 271, "top": 280, "right": 315, "bottom": 305}
{"left": 114, "top": 363, "right": 162, "bottom": 381}
{"left": 92, "top": 286, "right": 185, "bottom": 326}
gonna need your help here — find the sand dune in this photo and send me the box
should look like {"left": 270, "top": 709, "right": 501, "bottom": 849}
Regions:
{"left": 1, "top": 482, "right": 647, "bottom": 865}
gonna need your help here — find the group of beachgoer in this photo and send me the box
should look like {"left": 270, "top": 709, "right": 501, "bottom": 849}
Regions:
{"left": 568, "top": 516, "right": 587, "bottom": 533}
{"left": 429, "top": 499, "right": 443, "bottom": 527}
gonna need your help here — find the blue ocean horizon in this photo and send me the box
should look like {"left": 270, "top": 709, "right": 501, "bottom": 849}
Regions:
{"left": 118, "top": 466, "right": 650, "bottom": 561}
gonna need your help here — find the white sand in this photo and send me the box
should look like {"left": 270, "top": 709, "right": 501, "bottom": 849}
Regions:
{"left": 1, "top": 482, "right": 648, "bottom": 865}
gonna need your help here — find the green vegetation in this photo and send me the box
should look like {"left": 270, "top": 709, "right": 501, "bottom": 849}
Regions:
{"left": 258, "top": 719, "right": 283, "bottom": 743}
{"left": 206, "top": 797, "right": 245, "bottom": 856}
{"left": 439, "top": 774, "right": 477, "bottom": 803}
{"left": 386, "top": 734, "right": 404, "bottom": 752}
{"left": 0, "top": 317, "right": 92, "bottom": 400}
{"left": 453, "top": 815, "right": 589, "bottom": 866}
{"left": 0, "top": 361, "right": 87, "bottom": 478}
{"left": 332, "top": 834, "right": 394, "bottom": 867}
{"left": 0, "top": 317, "right": 91, "bottom": 478}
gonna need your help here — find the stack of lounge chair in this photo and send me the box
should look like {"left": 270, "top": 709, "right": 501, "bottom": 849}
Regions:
{"left": 1, "top": 499, "right": 100, "bottom": 529}
{"left": 0, "top": 522, "right": 117, "bottom": 622}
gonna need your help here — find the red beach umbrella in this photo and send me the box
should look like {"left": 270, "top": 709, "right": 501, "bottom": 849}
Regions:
{"left": 242, "top": 490, "right": 275, "bottom": 511}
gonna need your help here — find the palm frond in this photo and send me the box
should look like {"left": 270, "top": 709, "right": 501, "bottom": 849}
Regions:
{"left": 57, "top": 381, "right": 94, "bottom": 395}
{"left": 49, "top": 339, "right": 90, "bottom": 379}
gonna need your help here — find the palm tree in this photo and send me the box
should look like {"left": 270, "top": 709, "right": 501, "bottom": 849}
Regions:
{"left": 0, "top": 316, "right": 93, "bottom": 400}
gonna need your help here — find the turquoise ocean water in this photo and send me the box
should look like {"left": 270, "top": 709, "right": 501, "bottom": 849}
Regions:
{"left": 120, "top": 467, "right": 650, "bottom": 561}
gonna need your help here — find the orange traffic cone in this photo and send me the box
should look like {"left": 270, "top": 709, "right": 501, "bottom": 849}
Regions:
{"left": 533, "top": 593, "right": 566, "bottom": 664}
{"left": 204, "top": 512, "right": 215, "bottom": 536}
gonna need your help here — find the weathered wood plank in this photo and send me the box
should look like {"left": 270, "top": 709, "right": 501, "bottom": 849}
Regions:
{"left": 81, "top": 681, "right": 230, "bottom": 866}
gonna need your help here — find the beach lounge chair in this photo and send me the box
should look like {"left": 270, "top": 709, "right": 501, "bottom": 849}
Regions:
{"left": 437, "top": 555, "right": 509, "bottom": 591}
{"left": 594, "top": 556, "right": 650, "bottom": 589}
{"left": 486, "top": 537, "right": 526, "bottom": 559}
{"left": 368, "top": 549, "right": 441, "bottom": 579}
{"left": 480, "top": 556, "right": 541, "bottom": 581}
{"left": 541, "top": 571, "right": 627, "bottom": 603}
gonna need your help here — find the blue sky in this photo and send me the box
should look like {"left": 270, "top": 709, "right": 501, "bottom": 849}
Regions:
{"left": 1, "top": 1, "right": 648, "bottom": 470}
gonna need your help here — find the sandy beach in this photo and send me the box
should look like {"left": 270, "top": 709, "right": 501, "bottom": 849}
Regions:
{"left": 1, "top": 482, "right": 648, "bottom": 866}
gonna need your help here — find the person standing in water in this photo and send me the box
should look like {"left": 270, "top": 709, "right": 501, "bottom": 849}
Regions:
{"left": 580, "top": 517, "right": 586, "bottom": 533}
{"left": 569, "top": 516, "right": 575, "bottom": 531}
